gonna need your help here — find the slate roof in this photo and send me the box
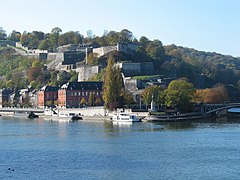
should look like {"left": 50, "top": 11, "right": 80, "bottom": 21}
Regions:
{"left": 40, "top": 85, "right": 59, "bottom": 92}
{"left": 61, "top": 82, "right": 103, "bottom": 91}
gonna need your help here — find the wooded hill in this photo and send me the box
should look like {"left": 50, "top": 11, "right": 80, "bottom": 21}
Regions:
{"left": 0, "top": 27, "right": 240, "bottom": 92}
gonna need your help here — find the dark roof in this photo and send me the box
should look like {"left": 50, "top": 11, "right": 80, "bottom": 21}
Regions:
{"left": 61, "top": 82, "right": 103, "bottom": 91}
{"left": 1, "top": 88, "right": 13, "bottom": 95}
{"left": 41, "top": 85, "right": 59, "bottom": 92}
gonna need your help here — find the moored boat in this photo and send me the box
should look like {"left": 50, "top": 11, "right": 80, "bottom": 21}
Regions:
{"left": 112, "top": 113, "right": 141, "bottom": 122}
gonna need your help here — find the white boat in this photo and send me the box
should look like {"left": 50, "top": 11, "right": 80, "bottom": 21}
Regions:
{"left": 112, "top": 113, "right": 141, "bottom": 122}
{"left": 44, "top": 109, "right": 82, "bottom": 121}
{"left": 58, "top": 112, "right": 82, "bottom": 121}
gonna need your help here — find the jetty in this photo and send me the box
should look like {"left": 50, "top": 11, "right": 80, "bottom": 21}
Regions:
{"left": 143, "top": 112, "right": 203, "bottom": 122}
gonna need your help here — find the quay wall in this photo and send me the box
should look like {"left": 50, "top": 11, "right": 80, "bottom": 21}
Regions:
{"left": 58, "top": 106, "right": 106, "bottom": 116}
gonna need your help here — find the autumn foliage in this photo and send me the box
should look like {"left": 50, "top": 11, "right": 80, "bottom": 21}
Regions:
{"left": 195, "top": 85, "right": 229, "bottom": 104}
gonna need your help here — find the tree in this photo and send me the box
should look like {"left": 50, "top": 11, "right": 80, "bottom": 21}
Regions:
{"left": 50, "top": 27, "right": 62, "bottom": 50}
{"left": 119, "top": 29, "right": 133, "bottom": 43}
{"left": 20, "top": 31, "right": 31, "bottom": 46}
{"left": 88, "top": 93, "right": 95, "bottom": 106}
{"left": 6, "top": 80, "right": 13, "bottom": 89}
{"left": 103, "top": 55, "right": 123, "bottom": 110}
{"left": 123, "top": 91, "right": 135, "bottom": 105}
{"left": 38, "top": 39, "right": 50, "bottom": 50}
{"left": 7, "top": 30, "right": 21, "bottom": 42}
{"left": 69, "top": 70, "right": 78, "bottom": 82}
{"left": 58, "top": 31, "right": 83, "bottom": 46}
{"left": 87, "top": 53, "right": 98, "bottom": 65}
{"left": 141, "top": 85, "right": 164, "bottom": 109}
{"left": 196, "top": 85, "right": 229, "bottom": 104}
{"left": 145, "top": 40, "right": 165, "bottom": 64}
{"left": 30, "top": 80, "right": 37, "bottom": 89}
{"left": 139, "top": 36, "right": 149, "bottom": 47}
{"left": 165, "top": 79, "right": 195, "bottom": 112}
{"left": 80, "top": 98, "right": 86, "bottom": 106}
{"left": 0, "top": 27, "right": 7, "bottom": 40}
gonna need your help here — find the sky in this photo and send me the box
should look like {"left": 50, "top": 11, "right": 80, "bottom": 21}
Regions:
{"left": 0, "top": 0, "right": 239, "bottom": 57}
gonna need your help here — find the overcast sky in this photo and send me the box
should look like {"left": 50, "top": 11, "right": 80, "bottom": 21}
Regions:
{"left": 1, "top": 0, "right": 239, "bottom": 56}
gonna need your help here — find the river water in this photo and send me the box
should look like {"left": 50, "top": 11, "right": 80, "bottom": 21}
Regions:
{"left": 1, "top": 116, "right": 240, "bottom": 179}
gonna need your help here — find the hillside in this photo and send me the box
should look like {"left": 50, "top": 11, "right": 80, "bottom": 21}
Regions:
{"left": 1, "top": 28, "right": 240, "bottom": 91}
{"left": 162, "top": 44, "right": 240, "bottom": 87}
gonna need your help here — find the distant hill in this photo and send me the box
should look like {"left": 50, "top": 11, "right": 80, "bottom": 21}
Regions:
{"left": 163, "top": 44, "right": 240, "bottom": 87}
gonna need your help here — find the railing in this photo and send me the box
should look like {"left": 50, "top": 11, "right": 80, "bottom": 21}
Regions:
{"left": 203, "top": 103, "right": 240, "bottom": 115}
{"left": 0, "top": 107, "right": 44, "bottom": 113}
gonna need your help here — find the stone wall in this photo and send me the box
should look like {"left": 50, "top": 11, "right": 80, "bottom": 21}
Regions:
{"left": 124, "top": 78, "right": 141, "bottom": 92}
{"left": 93, "top": 46, "right": 117, "bottom": 57}
{"left": 118, "top": 63, "right": 141, "bottom": 76}
{"left": 63, "top": 51, "right": 85, "bottom": 65}
{"left": 23, "top": 53, "right": 48, "bottom": 60}
{"left": 117, "top": 43, "right": 139, "bottom": 54}
{"left": 0, "top": 40, "right": 15, "bottom": 47}
{"left": 140, "top": 62, "right": 154, "bottom": 75}
{"left": 58, "top": 106, "right": 106, "bottom": 116}
{"left": 76, "top": 65, "right": 101, "bottom": 81}
{"left": 116, "top": 62, "right": 154, "bottom": 76}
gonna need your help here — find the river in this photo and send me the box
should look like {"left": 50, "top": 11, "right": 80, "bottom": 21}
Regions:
{"left": 0, "top": 116, "right": 240, "bottom": 179}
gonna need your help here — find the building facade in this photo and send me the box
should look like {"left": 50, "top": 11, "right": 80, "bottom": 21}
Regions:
{"left": 0, "top": 88, "right": 13, "bottom": 108}
{"left": 37, "top": 86, "right": 59, "bottom": 108}
{"left": 58, "top": 82, "right": 103, "bottom": 108}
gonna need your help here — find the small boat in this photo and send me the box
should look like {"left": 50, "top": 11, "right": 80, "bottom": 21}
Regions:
{"left": 55, "top": 112, "right": 82, "bottom": 121}
{"left": 112, "top": 113, "right": 141, "bottom": 122}
{"left": 28, "top": 111, "right": 39, "bottom": 119}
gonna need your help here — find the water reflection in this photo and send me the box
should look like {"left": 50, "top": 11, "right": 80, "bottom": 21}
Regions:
{"left": 158, "top": 121, "right": 196, "bottom": 130}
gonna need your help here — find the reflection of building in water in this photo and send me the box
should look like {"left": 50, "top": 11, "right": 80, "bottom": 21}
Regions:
{"left": 57, "top": 122, "right": 67, "bottom": 139}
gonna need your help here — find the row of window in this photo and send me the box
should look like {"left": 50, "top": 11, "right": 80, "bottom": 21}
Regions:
{"left": 66, "top": 91, "right": 101, "bottom": 96}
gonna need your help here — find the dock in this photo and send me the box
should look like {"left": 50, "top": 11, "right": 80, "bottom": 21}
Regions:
{"left": 142, "top": 113, "right": 203, "bottom": 122}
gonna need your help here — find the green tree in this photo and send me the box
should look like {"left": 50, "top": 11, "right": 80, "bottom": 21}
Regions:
{"left": 119, "top": 29, "right": 133, "bottom": 43}
{"left": 69, "top": 70, "right": 78, "bottom": 82}
{"left": 6, "top": 80, "right": 13, "bottom": 89}
{"left": 123, "top": 91, "right": 135, "bottom": 105}
{"left": 0, "top": 27, "right": 7, "bottom": 40}
{"left": 165, "top": 79, "right": 195, "bottom": 112}
{"left": 141, "top": 85, "right": 164, "bottom": 109}
{"left": 103, "top": 56, "right": 123, "bottom": 110}
{"left": 145, "top": 40, "right": 165, "bottom": 64}
{"left": 50, "top": 27, "right": 62, "bottom": 50}
{"left": 80, "top": 98, "right": 86, "bottom": 106}
{"left": 38, "top": 39, "right": 50, "bottom": 50}
{"left": 88, "top": 93, "right": 95, "bottom": 106}
{"left": 87, "top": 53, "right": 98, "bottom": 65}
{"left": 7, "top": 30, "right": 21, "bottom": 42}
{"left": 30, "top": 80, "right": 37, "bottom": 89}
{"left": 58, "top": 31, "right": 83, "bottom": 46}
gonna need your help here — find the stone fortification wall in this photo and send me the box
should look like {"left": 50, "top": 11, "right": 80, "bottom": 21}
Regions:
{"left": 140, "top": 62, "right": 154, "bottom": 75}
{"left": 23, "top": 53, "right": 48, "bottom": 60}
{"left": 0, "top": 40, "right": 16, "bottom": 47}
{"left": 47, "top": 53, "right": 58, "bottom": 61}
{"left": 46, "top": 53, "right": 64, "bottom": 69}
{"left": 120, "top": 63, "right": 141, "bottom": 76}
{"left": 76, "top": 65, "right": 101, "bottom": 81}
{"left": 63, "top": 51, "right": 85, "bottom": 65}
{"left": 124, "top": 78, "right": 143, "bottom": 92}
{"left": 57, "top": 44, "right": 78, "bottom": 53}
{"left": 117, "top": 43, "right": 139, "bottom": 54}
{"left": 93, "top": 46, "right": 117, "bottom": 57}
{"left": 16, "top": 42, "right": 28, "bottom": 51}
{"left": 117, "top": 62, "right": 154, "bottom": 76}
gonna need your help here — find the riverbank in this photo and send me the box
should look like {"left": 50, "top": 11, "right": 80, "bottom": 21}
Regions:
{"left": 143, "top": 112, "right": 203, "bottom": 122}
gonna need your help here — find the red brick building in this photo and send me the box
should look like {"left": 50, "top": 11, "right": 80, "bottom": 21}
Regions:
{"left": 58, "top": 81, "right": 103, "bottom": 108}
{"left": 37, "top": 86, "right": 59, "bottom": 108}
